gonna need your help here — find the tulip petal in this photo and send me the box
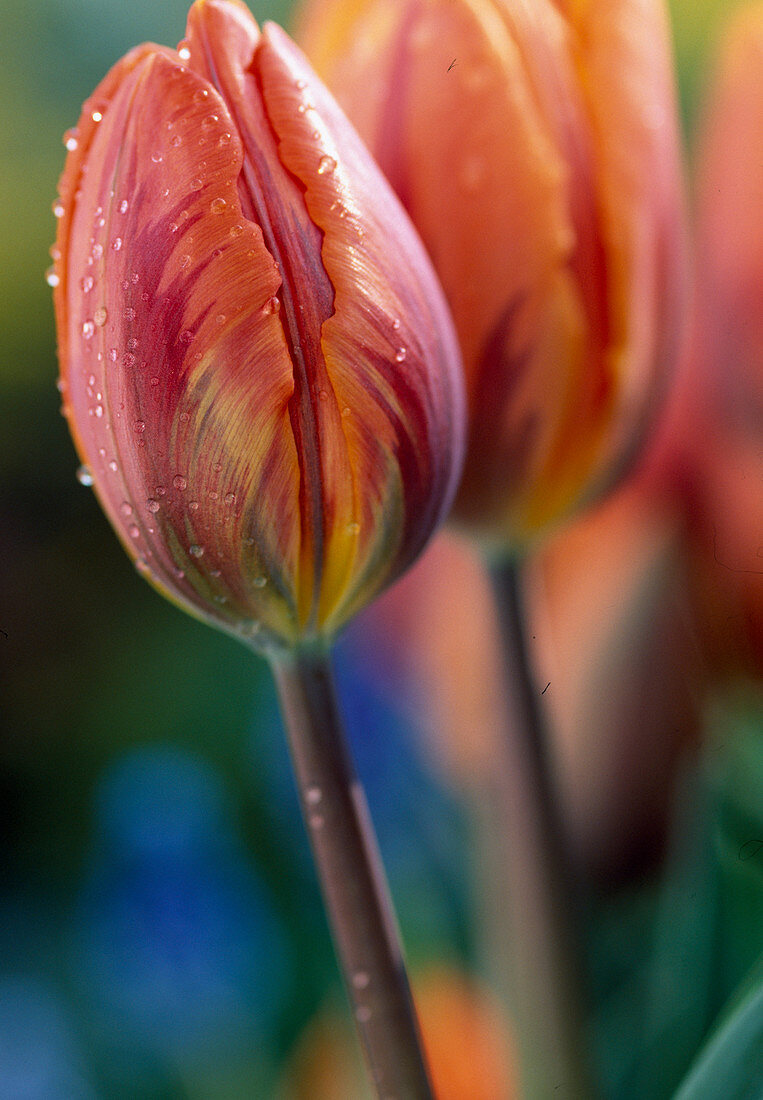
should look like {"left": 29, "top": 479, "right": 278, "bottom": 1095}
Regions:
{"left": 57, "top": 44, "right": 308, "bottom": 644}
{"left": 255, "top": 22, "right": 465, "bottom": 628}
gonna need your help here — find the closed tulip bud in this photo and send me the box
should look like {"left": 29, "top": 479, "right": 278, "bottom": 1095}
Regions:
{"left": 53, "top": 0, "right": 464, "bottom": 653}
{"left": 298, "top": 0, "right": 687, "bottom": 547}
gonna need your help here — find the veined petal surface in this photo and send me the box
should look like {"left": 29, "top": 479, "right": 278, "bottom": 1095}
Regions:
{"left": 54, "top": 0, "right": 464, "bottom": 650}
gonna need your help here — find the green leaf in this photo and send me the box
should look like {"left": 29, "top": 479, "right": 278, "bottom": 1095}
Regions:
{"left": 673, "top": 964, "right": 763, "bottom": 1099}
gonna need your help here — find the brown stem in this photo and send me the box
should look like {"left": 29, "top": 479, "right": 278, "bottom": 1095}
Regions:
{"left": 488, "top": 556, "right": 594, "bottom": 1099}
{"left": 271, "top": 646, "right": 434, "bottom": 1100}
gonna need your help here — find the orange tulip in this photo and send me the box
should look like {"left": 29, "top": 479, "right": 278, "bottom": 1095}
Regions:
{"left": 53, "top": 0, "right": 465, "bottom": 653}
{"left": 298, "top": 0, "right": 687, "bottom": 547}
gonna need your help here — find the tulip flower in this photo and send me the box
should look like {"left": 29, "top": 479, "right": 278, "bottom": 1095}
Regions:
{"left": 298, "top": 0, "right": 687, "bottom": 547}
{"left": 53, "top": 0, "right": 464, "bottom": 655}
{"left": 52, "top": 3, "right": 465, "bottom": 1096}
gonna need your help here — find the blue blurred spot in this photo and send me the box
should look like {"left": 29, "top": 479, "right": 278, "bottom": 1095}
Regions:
{"left": 0, "top": 978, "right": 95, "bottom": 1099}
{"left": 74, "top": 746, "right": 289, "bottom": 1066}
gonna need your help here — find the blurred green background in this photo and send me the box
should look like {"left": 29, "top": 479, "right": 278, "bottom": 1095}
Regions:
{"left": 1, "top": 0, "right": 762, "bottom": 1096}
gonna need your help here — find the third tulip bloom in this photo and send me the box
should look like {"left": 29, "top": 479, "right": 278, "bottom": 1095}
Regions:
{"left": 298, "top": 0, "right": 687, "bottom": 547}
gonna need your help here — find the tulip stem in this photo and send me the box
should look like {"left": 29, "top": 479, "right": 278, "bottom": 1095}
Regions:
{"left": 488, "top": 557, "right": 594, "bottom": 1099}
{"left": 271, "top": 647, "right": 434, "bottom": 1100}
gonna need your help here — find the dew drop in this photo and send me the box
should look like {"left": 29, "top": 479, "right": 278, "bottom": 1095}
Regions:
{"left": 91, "top": 109, "right": 103, "bottom": 123}
{"left": 94, "top": 306, "right": 107, "bottom": 326}
{"left": 81, "top": 275, "right": 94, "bottom": 293}
{"left": 394, "top": 347, "right": 407, "bottom": 362}
{"left": 108, "top": 348, "right": 118, "bottom": 362}
{"left": 356, "top": 1006, "right": 372, "bottom": 1023}
{"left": 63, "top": 128, "right": 79, "bottom": 151}
{"left": 224, "top": 492, "right": 236, "bottom": 505}
{"left": 173, "top": 475, "right": 188, "bottom": 490}
{"left": 76, "top": 465, "right": 93, "bottom": 486}
{"left": 230, "top": 223, "right": 244, "bottom": 237}
{"left": 128, "top": 524, "right": 140, "bottom": 539}
{"left": 151, "top": 152, "right": 163, "bottom": 164}
{"left": 309, "top": 813, "right": 325, "bottom": 830}
{"left": 94, "top": 404, "right": 104, "bottom": 418}
{"left": 193, "top": 87, "right": 209, "bottom": 104}
{"left": 341, "top": 406, "right": 351, "bottom": 417}
{"left": 92, "top": 243, "right": 103, "bottom": 260}
{"left": 201, "top": 113, "right": 219, "bottom": 130}
{"left": 208, "top": 490, "right": 219, "bottom": 501}
{"left": 120, "top": 502, "right": 133, "bottom": 517}
{"left": 218, "top": 131, "right": 232, "bottom": 147}
{"left": 124, "top": 307, "right": 136, "bottom": 322}
{"left": 179, "top": 329, "right": 193, "bottom": 344}
{"left": 317, "top": 154, "right": 337, "bottom": 175}
{"left": 190, "top": 177, "right": 203, "bottom": 192}
{"left": 252, "top": 575, "right": 267, "bottom": 589}
{"left": 346, "top": 521, "right": 360, "bottom": 535}
{"left": 210, "top": 196, "right": 227, "bottom": 215}
{"left": 391, "top": 318, "right": 401, "bottom": 330}
{"left": 179, "top": 254, "right": 191, "bottom": 269}
{"left": 173, "top": 567, "right": 186, "bottom": 580}
{"left": 149, "top": 376, "right": 160, "bottom": 387}
{"left": 306, "top": 786, "right": 322, "bottom": 805}
{"left": 170, "top": 134, "right": 182, "bottom": 148}
{"left": 189, "top": 544, "right": 204, "bottom": 558}
{"left": 52, "top": 200, "right": 65, "bottom": 218}
{"left": 146, "top": 498, "right": 160, "bottom": 513}
{"left": 188, "top": 500, "right": 200, "bottom": 512}
{"left": 156, "top": 485, "right": 166, "bottom": 496}
{"left": 118, "top": 198, "right": 129, "bottom": 214}
{"left": 111, "top": 236, "right": 122, "bottom": 251}
{"left": 108, "top": 460, "right": 118, "bottom": 472}
{"left": 261, "top": 296, "right": 280, "bottom": 315}
{"left": 178, "top": 43, "right": 191, "bottom": 60}
{"left": 45, "top": 267, "right": 59, "bottom": 287}
{"left": 295, "top": 78, "right": 307, "bottom": 90}
{"left": 122, "top": 352, "right": 136, "bottom": 368}
{"left": 352, "top": 971, "right": 370, "bottom": 990}
{"left": 134, "top": 420, "right": 146, "bottom": 434}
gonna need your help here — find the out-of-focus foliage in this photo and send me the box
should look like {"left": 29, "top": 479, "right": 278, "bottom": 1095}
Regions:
{"left": 1, "top": 0, "right": 763, "bottom": 1096}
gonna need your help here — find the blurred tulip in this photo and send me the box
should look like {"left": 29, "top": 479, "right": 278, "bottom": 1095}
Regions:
{"left": 52, "top": 0, "right": 464, "bottom": 653}
{"left": 280, "top": 965, "right": 517, "bottom": 1100}
{"left": 676, "top": 4, "right": 763, "bottom": 680}
{"left": 298, "top": 0, "right": 687, "bottom": 547}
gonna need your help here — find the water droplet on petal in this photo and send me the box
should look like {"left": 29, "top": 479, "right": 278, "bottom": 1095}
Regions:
{"left": 178, "top": 42, "right": 191, "bottom": 61}
{"left": 134, "top": 420, "right": 145, "bottom": 434}
{"left": 352, "top": 971, "right": 370, "bottom": 990}
{"left": 173, "top": 475, "right": 188, "bottom": 490}
{"left": 224, "top": 492, "right": 236, "bottom": 505}
{"left": 52, "top": 200, "right": 65, "bottom": 218}
{"left": 394, "top": 347, "right": 407, "bottom": 362}
{"left": 63, "top": 128, "right": 79, "bottom": 151}
{"left": 190, "top": 177, "right": 203, "bottom": 192}
{"left": 356, "top": 1006, "right": 372, "bottom": 1024}
{"left": 210, "top": 196, "right": 227, "bottom": 214}
{"left": 151, "top": 152, "right": 163, "bottom": 164}
{"left": 252, "top": 575, "right": 267, "bottom": 589}
{"left": 128, "top": 524, "right": 140, "bottom": 539}
{"left": 111, "top": 236, "right": 122, "bottom": 251}
{"left": 146, "top": 498, "right": 160, "bottom": 513}
{"left": 193, "top": 87, "right": 209, "bottom": 104}
{"left": 306, "top": 786, "right": 322, "bottom": 805}
{"left": 309, "top": 813, "right": 325, "bottom": 830}
{"left": 261, "top": 296, "right": 280, "bottom": 315}
{"left": 317, "top": 155, "right": 337, "bottom": 175}
{"left": 81, "top": 275, "right": 94, "bottom": 293}
{"left": 76, "top": 465, "right": 93, "bottom": 486}
{"left": 94, "top": 307, "right": 107, "bottom": 326}
{"left": 120, "top": 502, "right": 133, "bottom": 516}
{"left": 91, "top": 109, "right": 103, "bottom": 123}
{"left": 118, "top": 199, "right": 129, "bottom": 214}
{"left": 189, "top": 544, "right": 204, "bottom": 558}
{"left": 108, "top": 459, "right": 118, "bottom": 472}
{"left": 346, "top": 522, "right": 360, "bottom": 535}
{"left": 188, "top": 500, "right": 200, "bottom": 512}
{"left": 45, "top": 267, "right": 59, "bottom": 287}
